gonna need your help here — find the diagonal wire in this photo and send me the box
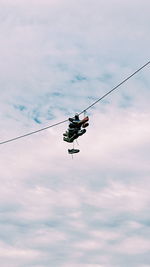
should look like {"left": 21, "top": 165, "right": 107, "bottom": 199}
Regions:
{"left": 79, "top": 60, "right": 150, "bottom": 115}
{"left": 0, "top": 61, "right": 149, "bottom": 145}
{"left": 0, "top": 119, "right": 68, "bottom": 145}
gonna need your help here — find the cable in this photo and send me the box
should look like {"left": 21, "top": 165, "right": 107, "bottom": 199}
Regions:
{"left": 0, "top": 61, "right": 149, "bottom": 145}
{"left": 0, "top": 119, "right": 68, "bottom": 145}
{"left": 79, "top": 60, "right": 150, "bottom": 115}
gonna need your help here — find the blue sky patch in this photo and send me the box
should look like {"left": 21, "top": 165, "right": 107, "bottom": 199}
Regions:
{"left": 71, "top": 74, "right": 87, "bottom": 83}
{"left": 14, "top": 104, "right": 27, "bottom": 111}
{"left": 0, "top": 1, "right": 150, "bottom": 266}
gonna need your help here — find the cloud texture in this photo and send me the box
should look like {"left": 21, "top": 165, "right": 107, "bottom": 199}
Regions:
{"left": 0, "top": 0, "right": 150, "bottom": 266}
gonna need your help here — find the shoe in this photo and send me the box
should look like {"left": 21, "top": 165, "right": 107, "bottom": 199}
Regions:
{"left": 82, "top": 123, "right": 89, "bottom": 128}
{"left": 68, "top": 149, "right": 80, "bottom": 154}
{"left": 78, "top": 129, "right": 86, "bottom": 136}
{"left": 63, "top": 137, "right": 73, "bottom": 143}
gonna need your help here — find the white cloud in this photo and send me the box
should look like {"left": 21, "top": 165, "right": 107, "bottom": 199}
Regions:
{"left": 0, "top": 0, "right": 150, "bottom": 266}
{"left": 115, "top": 237, "right": 150, "bottom": 254}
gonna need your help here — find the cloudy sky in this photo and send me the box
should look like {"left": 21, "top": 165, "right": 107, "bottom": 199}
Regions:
{"left": 0, "top": 0, "right": 150, "bottom": 266}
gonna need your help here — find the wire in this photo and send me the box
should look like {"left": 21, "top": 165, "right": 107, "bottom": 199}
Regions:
{"left": 0, "top": 119, "right": 68, "bottom": 145}
{"left": 79, "top": 61, "right": 150, "bottom": 115}
{"left": 0, "top": 61, "right": 149, "bottom": 145}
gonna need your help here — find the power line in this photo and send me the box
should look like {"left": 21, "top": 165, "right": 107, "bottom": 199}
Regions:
{"left": 0, "top": 61, "right": 149, "bottom": 145}
{"left": 0, "top": 119, "right": 68, "bottom": 145}
{"left": 79, "top": 60, "right": 150, "bottom": 115}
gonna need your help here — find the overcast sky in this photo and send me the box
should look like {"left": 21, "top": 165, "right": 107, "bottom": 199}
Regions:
{"left": 0, "top": 0, "right": 150, "bottom": 266}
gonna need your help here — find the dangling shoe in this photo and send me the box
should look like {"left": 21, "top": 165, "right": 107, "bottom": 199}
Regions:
{"left": 77, "top": 129, "right": 86, "bottom": 137}
{"left": 68, "top": 149, "right": 80, "bottom": 154}
{"left": 63, "top": 131, "right": 68, "bottom": 136}
{"left": 79, "top": 116, "right": 89, "bottom": 126}
{"left": 82, "top": 122, "right": 89, "bottom": 128}
{"left": 63, "top": 136, "right": 73, "bottom": 143}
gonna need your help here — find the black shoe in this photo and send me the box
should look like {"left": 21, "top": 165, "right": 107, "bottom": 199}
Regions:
{"left": 77, "top": 129, "right": 86, "bottom": 137}
{"left": 68, "top": 149, "right": 80, "bottom": 154}
{"left": 63, "top": 137, "right": 73, "bottom": 143}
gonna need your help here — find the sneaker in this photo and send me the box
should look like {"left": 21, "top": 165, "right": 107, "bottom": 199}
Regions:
{"left": 68, "top": 149, "right": 80, "bottom": 154}
{"left": 63, "top": 137, "right": 73, "bottom": 143}
{"left": 78, "top": 129, "right": 86, "bottom": 136}
{"left": 82, "top": 122, "right": 89, "bottom": 128}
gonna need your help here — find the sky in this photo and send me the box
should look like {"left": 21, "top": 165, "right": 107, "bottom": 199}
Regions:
{"left": 0, "top": 0, "right": 150, "bottom": 266}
